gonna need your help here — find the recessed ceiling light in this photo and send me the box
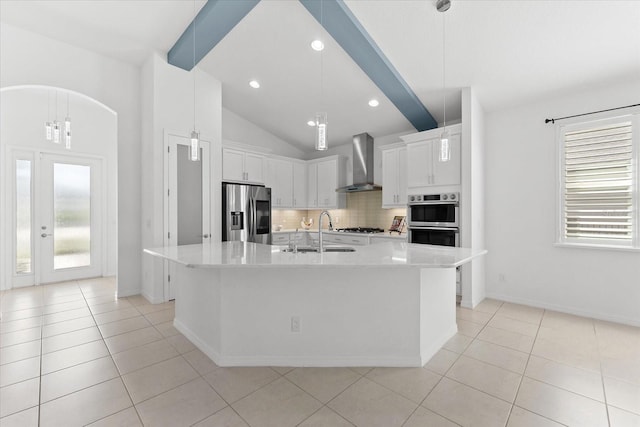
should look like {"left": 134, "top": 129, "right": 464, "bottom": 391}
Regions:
{"left": 249, "top": 80, "right": 260, "bottom": 89}
{"left": 307, "top": 120, "right": 316, "bottom": 127}
{"left": 311, "top": 40, "right": 324, "bottom": 51}
{"left": 368, "top": 99, "right": 380, "bottom": 107}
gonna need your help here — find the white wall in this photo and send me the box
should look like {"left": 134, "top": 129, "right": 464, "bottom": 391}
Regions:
{"left": 485, "top": 78, "right": 640, "bottom": 326}
{"left": 222, "top": 108, "right": 305, "bottom": 158}
{"left": 0, "top": 88, "right": 118, "bottom": 284}
{"left": 141, "top": 53, "right": 222, "bottom": 302}
{"left": 461, "top": 88, "right": 486, "bottom": 308}
{"left": 0, "top": 24, "right": 141, "bottom": 295}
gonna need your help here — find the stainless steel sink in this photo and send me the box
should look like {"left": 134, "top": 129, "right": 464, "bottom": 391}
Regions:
{"left": 323, "top": 246, "right": 356, "bottom": 252}
{"left": 281, "top": 246, "right": 355, "bottom": 253}
{"left": 281, "top": 246, "right": 318, "bottom": 253}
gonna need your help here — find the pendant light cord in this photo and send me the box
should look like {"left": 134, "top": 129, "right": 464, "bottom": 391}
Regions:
{"left": 193, "top": 0, "right": 196, "bottom": 131}
{"left": 320, "top": 0, "right": 324, "bottom": 105}
{"left": 442, "top": 12, "right": 446, "bottom": 131}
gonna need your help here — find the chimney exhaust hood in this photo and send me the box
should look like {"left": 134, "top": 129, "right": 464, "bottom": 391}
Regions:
{"left": 336, "top": 133, "right": 382, "bottom": 193}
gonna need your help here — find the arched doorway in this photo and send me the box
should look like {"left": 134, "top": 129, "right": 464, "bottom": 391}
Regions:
{"left": 0, "top": 85, "right": 118, "bottom": 289}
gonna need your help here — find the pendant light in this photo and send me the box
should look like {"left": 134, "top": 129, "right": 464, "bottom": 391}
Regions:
{"left": 45, "top": 90, "right": 53, "bottom": 141}
{"left": 189, "top": 0, "right": 200, "bottom": 162}
{"left": 438, "top": 0, "right": 451, "bottom": 162}
{"left": 64, "top": 92, "right": 72, "bottom": 150}
{"left": 315, "top": 112, "right": 328, "bottom": 151}
{"left": 315, "top": 0, "right": 328, "bottom": 151}
{"left": 52, "top": 91, "right": 61, "bottom": 144}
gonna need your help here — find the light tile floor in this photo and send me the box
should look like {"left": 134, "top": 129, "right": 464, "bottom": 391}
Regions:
{"left": 1, "top": 278, "right": 639, "bottom": 426}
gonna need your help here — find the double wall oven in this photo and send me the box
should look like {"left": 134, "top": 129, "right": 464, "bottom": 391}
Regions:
{"left": 407, "top": 193, "right": 459, "bottom": 247}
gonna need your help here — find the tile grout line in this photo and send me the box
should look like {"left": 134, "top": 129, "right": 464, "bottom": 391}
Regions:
{"left": 399, "top": 301, "right": 507, "bottom": 427}
{"left": 592, "top": 321, "right": 612, "bottom": 427}
{"left": 78, "top": 282, "right": 146, "bottom": 427}
{"left": 502, "top": 306, "right": 544, "bottom": 426}
{"left": 38, "top": 284, "right": 45, "bottom": 427}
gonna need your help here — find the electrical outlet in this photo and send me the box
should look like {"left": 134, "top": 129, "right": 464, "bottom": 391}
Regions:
{"left": 291, "top": 316, "right": 300, "bottom": 333}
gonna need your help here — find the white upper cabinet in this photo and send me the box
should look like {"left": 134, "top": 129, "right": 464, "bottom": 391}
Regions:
{"left": 381, "top": 145, "right": 407, "bottom": 208}
{"left": 222, "top": 147, "right": 264, "bottom": 184}
{"left": 307, "top": 162, "right": 318, "bottom": 209}
{"left": 265, "top": 158, "right": 293, "bottom": 208}
{"left": 292, "top": 161, "right": 307, "bottom": 209}
{"left": 308, "top": 156, "right": 346, "bottom": 209}
{"left": 404, "top": 125, "right": 461, "bottom": 188}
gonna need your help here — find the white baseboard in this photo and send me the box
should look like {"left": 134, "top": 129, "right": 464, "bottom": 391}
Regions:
{"left": 116, "top": 287, "right": 141, "bottom": 298}
{"left": 141, "top": 290, "right": 164, "bottom": 305}
{"left": 485, "top": 292, "right": 640, "bottom": 327}
{"left": 421, "top": 323, "right": 457, "bottom": 365}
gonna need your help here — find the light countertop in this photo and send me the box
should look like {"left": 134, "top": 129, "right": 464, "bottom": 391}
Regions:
{"left": 144, "top": 241, "right": 486, "bottom": 269}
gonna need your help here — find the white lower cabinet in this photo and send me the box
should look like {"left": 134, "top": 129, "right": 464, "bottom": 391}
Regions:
{"left": 271, "top": 231, "right": 406, "bottom": 247}
{"left": 321, "top": 233, "right": 369, "bottom": 245}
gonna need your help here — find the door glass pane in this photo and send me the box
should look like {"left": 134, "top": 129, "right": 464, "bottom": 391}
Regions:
{"left": 16, "top": 160, "right": 32, "bottom": 274}
{"left": 54, "top": 163, "right": 91, "bottom": 269}
{"left": 177, "top": 145, "right": 202, "bottom": 245}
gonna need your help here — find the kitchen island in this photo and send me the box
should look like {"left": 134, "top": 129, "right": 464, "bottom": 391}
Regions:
{"left": 144, "top": 241, "right": 486, "bottom": 367}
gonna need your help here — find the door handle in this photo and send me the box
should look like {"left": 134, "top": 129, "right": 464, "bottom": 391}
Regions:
{"left": 203, "top": 234, "right": 209, "bottom": 238}
{"left": 41, "top": 233, "right": 52, "bottom": 238}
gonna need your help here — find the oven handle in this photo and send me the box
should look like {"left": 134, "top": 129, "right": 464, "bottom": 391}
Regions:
{"left": 408, "top": 201, "right": 459, "bottom": 206}
{"left": 408, "top": 226, "right": 459, "bottom": 232}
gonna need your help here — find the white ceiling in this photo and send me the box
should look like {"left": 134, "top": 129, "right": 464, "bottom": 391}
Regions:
{"left": 2, "top": 0, "right": 639, "bottom": 152}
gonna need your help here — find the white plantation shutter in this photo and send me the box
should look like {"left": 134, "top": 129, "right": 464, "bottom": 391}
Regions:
{"left": 561, "top": 120, "right": 635, "bottom": 245}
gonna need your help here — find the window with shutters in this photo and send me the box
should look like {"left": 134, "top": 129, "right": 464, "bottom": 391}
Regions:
{"left": 558, "top": 115, "right": 639, "bottom": 249}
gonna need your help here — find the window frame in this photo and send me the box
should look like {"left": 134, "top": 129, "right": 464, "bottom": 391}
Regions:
{"left": 556, "top": 111, "right": 640, "bottom": 251}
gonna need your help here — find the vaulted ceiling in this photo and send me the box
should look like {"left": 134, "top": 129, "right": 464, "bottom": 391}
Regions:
{"left": 2, "top": 0, "right": 639, "bottom": 152}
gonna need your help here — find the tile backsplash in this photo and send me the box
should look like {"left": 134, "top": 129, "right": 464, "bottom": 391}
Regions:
{"left": 272, "top": 191, "right": 407, "bottom": 233}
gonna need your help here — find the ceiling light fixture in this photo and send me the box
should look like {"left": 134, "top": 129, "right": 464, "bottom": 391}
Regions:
{"left": 314, "top": 2, "right": 328, "bottom": 151}
{"left": 438, "top": 0, "right": 451, "bottom": 163}
{"left": 368, "top": 99, "right": 379, "bottom": 107}
{"left": 189, "top": 0, "right": 200, "bottom": 162}
{"left": 307, "top": 120, "right": 316, "bottom": 127}
{"left": 249, "top": 80, "right": 260, "bottom": 89}
{"left": 311, "top": 40, "right": 324, "bottom": 51}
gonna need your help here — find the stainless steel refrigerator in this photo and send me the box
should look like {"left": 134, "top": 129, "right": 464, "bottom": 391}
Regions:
{"left": 222, "top": 183, "right": 272, "bottom": 244}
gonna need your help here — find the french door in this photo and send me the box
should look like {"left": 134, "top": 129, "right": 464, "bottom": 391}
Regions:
{"left": 11, "top": 150, "right": 103, "bottom": 287}
{"left": 164, "top": 133, "right": 211, "bottom": 300}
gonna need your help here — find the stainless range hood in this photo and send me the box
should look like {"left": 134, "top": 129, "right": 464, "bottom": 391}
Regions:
{"left": 336, "top": 133, "right": 382, "bottom": 193}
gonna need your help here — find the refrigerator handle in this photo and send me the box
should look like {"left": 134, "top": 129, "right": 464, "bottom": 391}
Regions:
{"left": 249, "top": 197, "right": 256, "bottom": 241}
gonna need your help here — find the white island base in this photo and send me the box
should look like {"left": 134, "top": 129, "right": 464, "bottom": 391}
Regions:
{"left": 172, "top": 264, "right": 456, "bottom": 367}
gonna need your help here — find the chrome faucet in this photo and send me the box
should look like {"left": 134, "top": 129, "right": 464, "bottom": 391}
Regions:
{"left": 318, "top": 210, "right": 333, "bottom": 252}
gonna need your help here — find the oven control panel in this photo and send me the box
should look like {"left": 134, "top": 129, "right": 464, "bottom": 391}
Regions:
{"left": 408, "top": 193, "right": 458, "bottom": 203}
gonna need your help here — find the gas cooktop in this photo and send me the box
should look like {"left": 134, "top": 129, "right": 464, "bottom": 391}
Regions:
{"left": 334, "top": 227, "right": 384, "bottom": 234}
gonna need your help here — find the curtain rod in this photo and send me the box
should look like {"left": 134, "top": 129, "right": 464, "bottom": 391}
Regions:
{"left": 544, "top": 103, "right": 640, "bottom": 124}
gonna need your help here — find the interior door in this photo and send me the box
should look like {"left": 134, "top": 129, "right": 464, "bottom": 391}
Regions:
{"left": 39, "top": 154, "right": 103, "bottom": 283}
{"left": 166, "top": 133, "right": 211, "bottom": 300}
